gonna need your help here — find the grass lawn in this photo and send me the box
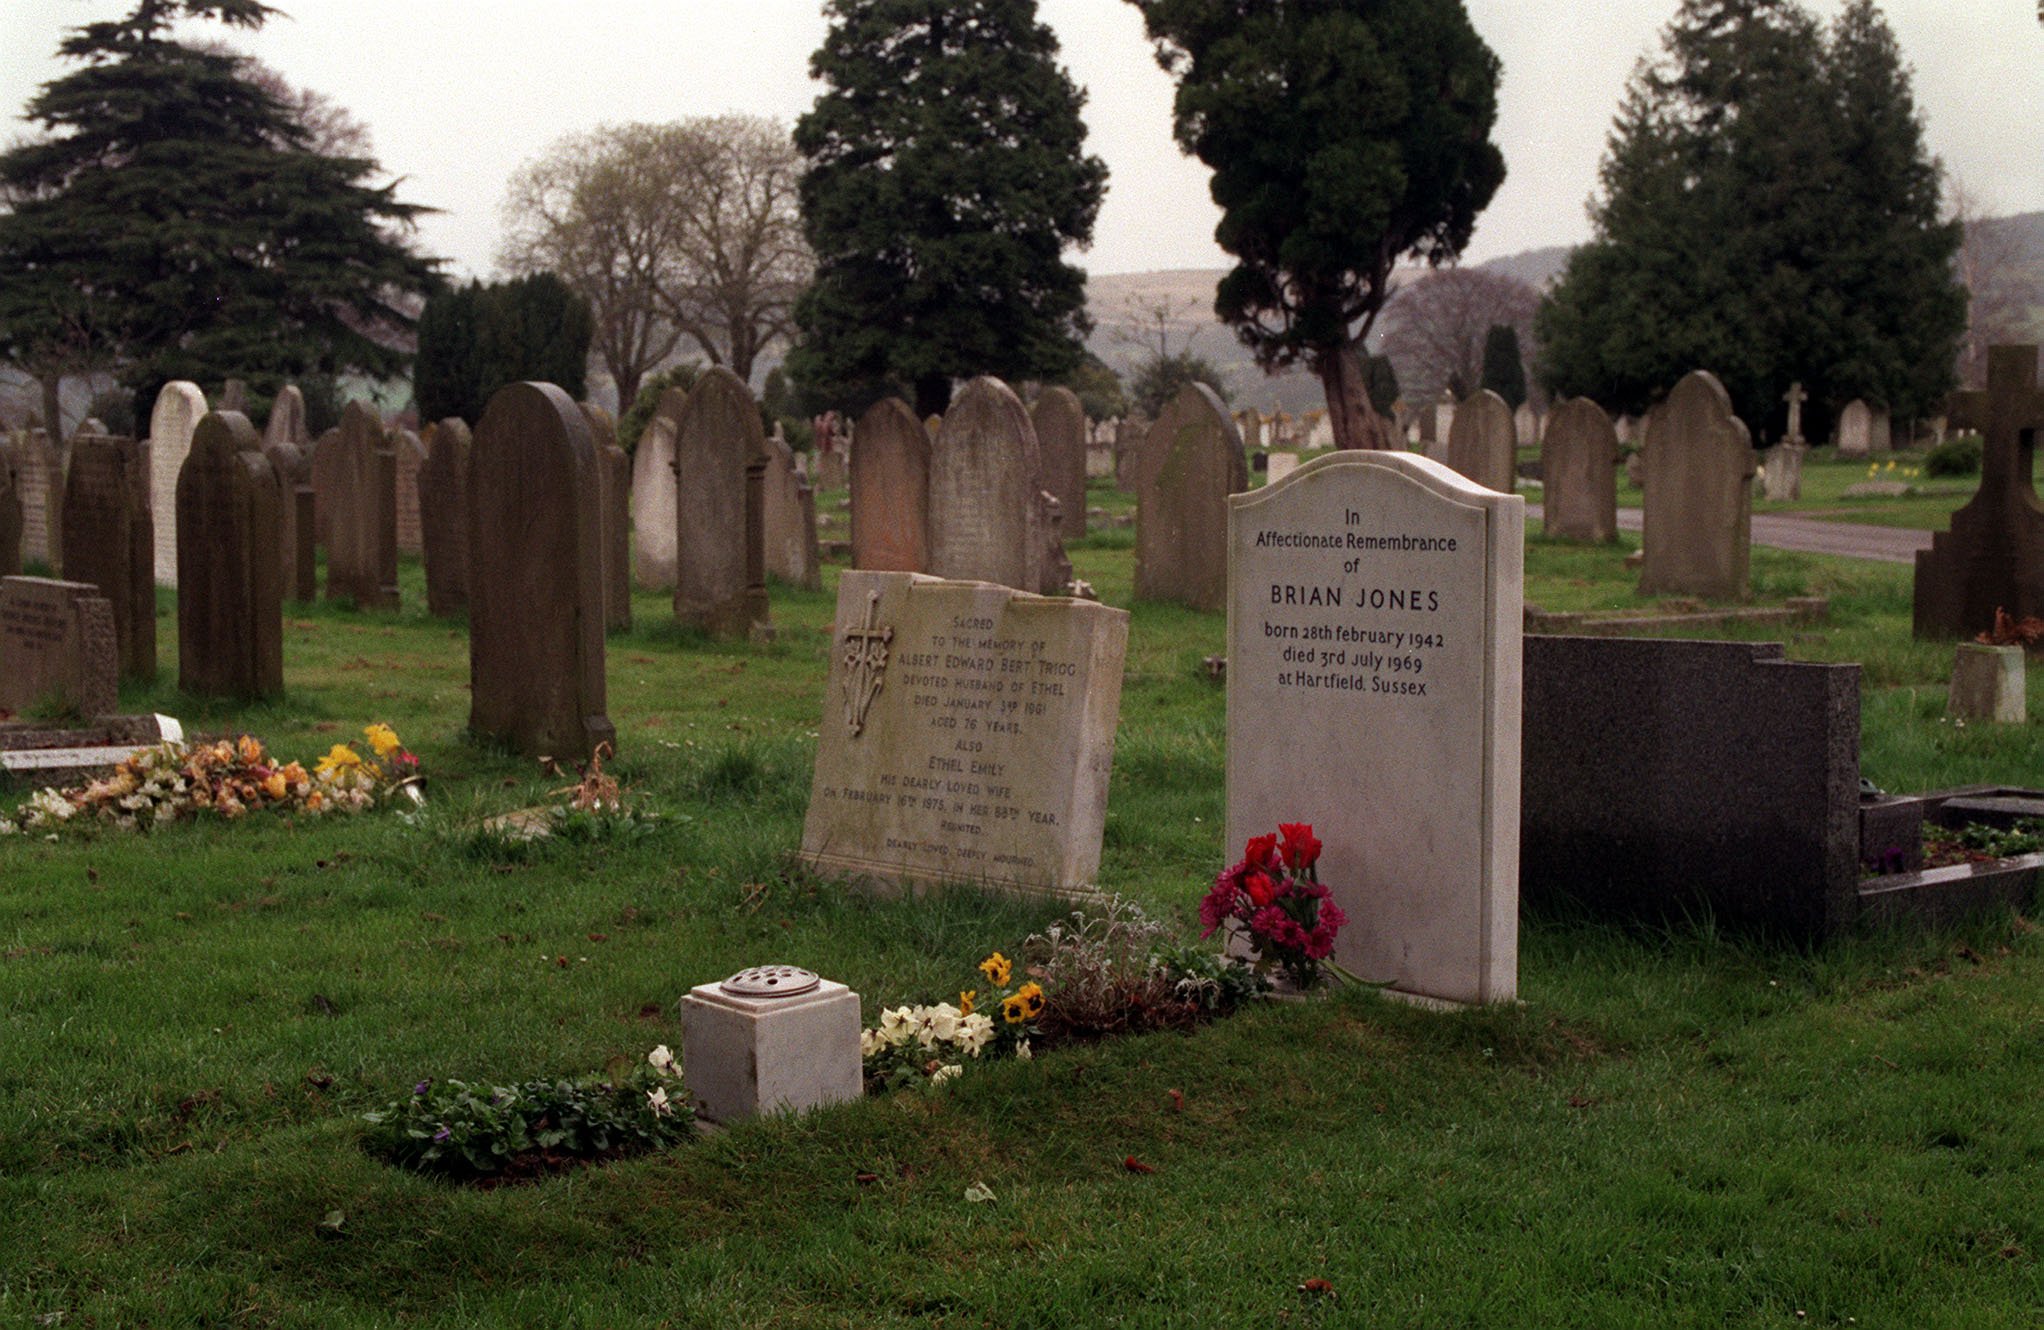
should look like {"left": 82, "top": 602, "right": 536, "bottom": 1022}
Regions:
{"left": 3, "top": 490, "right": 2041, "bottom": 1327}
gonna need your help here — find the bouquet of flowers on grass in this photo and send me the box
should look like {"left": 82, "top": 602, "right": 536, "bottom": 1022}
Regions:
{"left": 1199, "top": 822, "right": 1348, "bottom": 990}
{"left": 860, "top": 950, "right": 1042, "bottom": 1091}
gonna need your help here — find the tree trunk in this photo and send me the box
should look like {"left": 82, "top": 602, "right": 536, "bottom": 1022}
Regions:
{"left": 613, "top": 366, "right": 642, "bottom": 417}
{"left": 40, "top": 372, "right": 64, "bottom": 441}
{"left": 913, "top": 374, "right": 952, "bottom": 420}
{"left": 1318, "top": 343, "right": 1392, "bottom": 451}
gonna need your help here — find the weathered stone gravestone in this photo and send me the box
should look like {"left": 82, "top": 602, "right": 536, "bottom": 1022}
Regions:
{"left": 1915, "top": 344, "right": 2044, "bottom": 638}
{"left": 1445, "top": 388, "right": 1516, "bottom": 494}
{"left": 0, "top": 577, "right": 118, "bottom": 720}
{"left": 468, "top": 382, "right": 615, "bottom": 761}
{"left": 7, "top": 429, "right": 63, "bottom": 568}
{"left": 928, "top": 378, "right": 1062, "bottom": 593}
{"left": 419, "top": 418, "right": 472, "bottom": 617}
{"left": 1228, "top": 451, "right": 1523, "bottom": 1006}
{"left": 1760, "top": 441, "right": 1807, "bottom": 501}
{"left": 324, "top": 402, "right": 399, "bottom": 609}
{"left": 1514, "top": 402, "right": 1538, "bottom": 447}
{"left": 176, "top": 411, "right": 283, "bottom": 699}
{"left": 675, "top": 368, "right": 769, "bottom": 637}
{"left": 263, "top": 384, "right": 308, "bottom": 451}
{"left": 763, "top": 435, "right": 822, "bottom": 591}
{"left": 630, "top": 392, "right": 685, "bottom": 590}
{"left": 1032, "top": 385, "right": 1088, "bottom": 541}
{"left": 1135, "top": 382, "right": 1247, "bottom": 612}
{"left": 1265, "top": 452, "right": 1300, "bottom": 485}
{"left": 148, "top": 382, "right": 206, "bottom": 586}
{"left": 308, "top": 426, "right": 341, "bottom": 545}
{"left": 1431, "top": 391, "right": 1457, "bottom": 458}
{"left": 392, "top": 427, "right": 426, "bottom": 557}
{"left": 1836, "top": 399, "right": 1873, "bottom": 457}
{"left": 1540, "top": 397, "right": 1618, "bottom": 542}
{"left": 798, "top": 569, "right": 1129, "bottom": 897}
{"left": 1948, "top": 643, "right": 2024, "bottom": 724}
{"left": 60, "top": 434, "right": 155, "bottom": 682}
{"left": 579, "top": 403, "right": 633, "bottom": 632}
{"left": 1637, "top": 371, "right": 1756, "bottom": 599}
{"left": 260, "top": 436, "right": 312, "bottom": 603}
{"left": 0, "top": 448, "right": 21, "bottom": 577}
{"left": 849, "top": 397, "right": 930, "bottom": 574}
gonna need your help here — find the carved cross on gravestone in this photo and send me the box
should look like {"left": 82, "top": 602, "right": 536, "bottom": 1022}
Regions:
{"left": 839, "top": 589, "right": 893, "bottom": 736}
{"left": 1783, "top": 382, "right": 1808, "bottom": 444}
{"left": 1912, "top": 344, "right": 2044, "bottom": 638}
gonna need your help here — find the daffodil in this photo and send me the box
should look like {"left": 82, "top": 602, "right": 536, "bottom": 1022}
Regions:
{"left": 315, "top": 744, "right": 363, "bottom": 777}
{"left": 363, "top": 723, "right": 402, "bottom": 760}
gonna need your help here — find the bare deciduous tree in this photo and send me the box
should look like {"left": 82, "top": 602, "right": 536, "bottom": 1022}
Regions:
{"left": 1949, "top": 176, "right": 2030, "bottom": 391}
{"left": 1377, "top": 266, "right": 1539, "bottom": 405}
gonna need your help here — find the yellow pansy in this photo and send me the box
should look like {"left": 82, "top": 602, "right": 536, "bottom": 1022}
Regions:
{"left": 978, "top": 952, "right": 1011, "bottom": 987}
{"left": 363, "top": 723, "right": 402, "bottom": 760}
{"left": 315, "top": 744, "right": 363, "bottom": 776}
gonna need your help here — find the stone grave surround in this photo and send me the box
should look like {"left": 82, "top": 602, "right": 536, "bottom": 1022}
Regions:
{"left": 799, "top": 569, "right": 1130, "bottom": 899}
{"left": 176, "top": 411, "right": 284, "bottom": 700}
{"left": 419, "top": 417, "right": 473, "bottom": 617}
{"left": 1444, "top": 388, "right": 1516, "bottom": 495}
{"left": 467, "top": 381, "right": 615, "bottom": 762}
{"left": 6, "top": 429, "right": 63, "bottom": 568}
{"left": 927, "top": 377, "right": 1055, "bottom": 594}
{"left": 1540, "top": 397, "right": 1618, "bottom": 543}
{"left": 630, "top": 390, "right": 686, "bottom": 590}
{"left": 848, "top": 396, "right": 930, "bottom": 574}
{"left": 324, "top": 402, "right": 400, "bottom": 610}
{"left": 674, "top": 368, "right": 770, "bottom": 638}
{"left": 148, "top": 381, "right": 207, "bottom": 586}
{"left": 1637, "top": 370, "right": 1756, "bottom": 600}
{"left": 1134, "top": 381, "right": 1247, "bottom": 613}
{"left": 1032, "top": 385, "right": 1089, "bottom": 541}
{"left": 1914, "top": 344, "right": 2044, "bottom": 639}
{"left": 0, "top": 576, "right": 119, "bottom": 720}
{"left": 1227, "top": 450, "right": 1523, "bottom": 1007}
{"left": 60, "top": 433, "right": 156, "bottom": 683}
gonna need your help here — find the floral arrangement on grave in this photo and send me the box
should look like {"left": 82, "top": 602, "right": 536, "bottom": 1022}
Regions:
{"left": 1977, "top": 607, "right": 2044, "bottom": 648}
{"left": 860, "top": 950, "right": 1042, "bottom": 1090}
{"left": 1, "top": 723, "right": 420, "bottom": 836}
{"left": 1199, "top": 823, "right": 1349, "bottom": 990}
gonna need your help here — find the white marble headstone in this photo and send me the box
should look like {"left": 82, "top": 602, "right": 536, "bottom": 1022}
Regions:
{"left": 148, "top": 382, "right": 207, "bottom": 586}
{"left": 630, "top": 410, "right": 680, "bottom": 589}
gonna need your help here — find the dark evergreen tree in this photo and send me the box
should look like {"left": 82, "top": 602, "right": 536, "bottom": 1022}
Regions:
{"left": 1125, "top": 0, "right": 1504, "bottom": 450}
{"left": 790, "top": 0, "right": 1108, "bottom": 418}
{"left": 1480, "top": 324, "right": 1527, "bottom": 408}
{"left": 414, "top": 276, "right": 593, "bottom": 425}
{"left": 1130, "top": 351, "right": 1231, "bottom": 419}
{"left": 0, "top": 0, "right": 440, "bottom": 428}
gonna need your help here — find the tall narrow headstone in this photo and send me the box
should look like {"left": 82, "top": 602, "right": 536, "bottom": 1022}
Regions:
{"left": 324, "top": 402, "right": 399, "bottom": 609}
{"left": 420, "top": 418, "right": 472, "bottom": 617}
{"left": 580, "top": 404, "right": 633, "bottom": 632}
{"left": 1915, "top": 344, "right": 2044, "bottom": 639}
{"left": 392, "top": 428, "right": 426, "bottom": 557}
{"left": 674, "top": 367, "right": 769, "bottom": 637}
{"left": 1228, "top": 452, "right": 1523, "bottom": 1006}
{"left": 1836, "top": 399, "right": 1872, "bottom": 457}
{"left": 849, "top": 397, "right": 930, "bottom": 573}
{"left": 60, "top": 434, "right": 155, "bottom": 682}
{"left": 927, "top": 378, "right": 1047, "bottom": 592}
{"left": 468, "top": 382, "right": 614, "bottom": 760}
{"left": 1134, "top": 382, "right": 1247, "bottom": 612}
{"left": 1637, "top": 371, "right": 1755, "bottom": 599}
{"left": 261, "top": 437, "right": 311, "bottom": 602}
{"left": 148, "top": 382, "right": 207, "bottom": 586}
{"left": 309, "top": 426, "right": 341, "bottom": 545}
{"left": 1514, "top": 402, "right": 1538, "bottom": 447}
{"left": 1444, "top": 389, "right": 1516, "bottom": 495}
{"left": 763, "top": 435, "right": 822, "bottom": 591}
{"left": 176, "top": 411, "right": 282, "bottom": 699}
{"left": 1539, "top": 398, "right": 1618, "bottom": 543}
{"left": 8, "top": 429, "right": 63, "bottom": 568}
{"left": 1032, "top": 385, "right": 1088, "bottom": 541}
{"left": 262, "top": 384, "right": 308, "bottom": 451}
{"left": 630, "top": 395, "right": 683, "bottom": 589}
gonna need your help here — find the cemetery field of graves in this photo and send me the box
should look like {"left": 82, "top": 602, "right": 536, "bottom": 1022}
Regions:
{"left": 4, "top": 507, "right": 2043, "bottom": 1327}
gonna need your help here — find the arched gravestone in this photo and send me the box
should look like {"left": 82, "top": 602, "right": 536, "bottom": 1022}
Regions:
{"left": 324, "top": 402, "right": 399, "bottom": 609}
{"left": 1914, "top": 344, "right": 2044, "bottom": 639}
{"left": 763, "top": 434, "right": 822, "bottom": 591}
{"left": 848, "top": 397, "right": 929, "bottom": 573}
{"left": 1638, "top": 371, "right": 1756, "bottom": 599}
{"left": 1445, "top": 388, "right": 1517, "bottom": 495}
{"left": 579, "top": 403, "right": 633, "bottom": 632}
{"left": 1032, "top": 385, "right": 1088, "bottom": 540}
{"left": 420, "top": 418, "right": 472, "bottom": 618}
{"left": 61, "top": 433, "right": 156, "bottom": 682}
{"left": 927, "top": 377, "right": 1047, "bottom": 591}
{"left": 468, "top": 382, "right": 615, "bottom": 761}
{"left": 1540, "top": 397, "right": 1619, "bottom": 543}
{"left": 630, "top": 391, "right": 685, "bottom": 590}
{"left": 262, "top": 384, "right": 308, "bottom": 451}
{"left": 1134, "top": 382, "right": 1247, "bottom": 612}
{"left": 176, "top": 411, "right": 283, "bottom": 699}
{"left": 0, "top": 447, "right": 21, "bottom": 577}
{"left": 261, "top": 437, "right": 311, "bottom": 603}
{"left": 148, "top": 381, "right": 206, "bottom": 586}
{"left": 674, "top": 367, "right": 769, "bottom": 637}
{"left": 1836, "top": 399, "right": 1872, "bottom": 457}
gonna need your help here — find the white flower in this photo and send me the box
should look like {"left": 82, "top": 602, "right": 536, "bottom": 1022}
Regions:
{"left": 956, "top": 1014, "right": 995, "bottom": 1056}
{"left": 930, "top": 1063, "right": 963, "bottom": 1084}
{"left": 1015, "top": 1040, "right": 1032, "bottom": 1061}
{"left": 647, "top": 1085, "right": 673, "bottom": 1116}
{"left": 860, "top": 1028, "right": 882, "bottom": 1058}
{"left": 647, "top": 1045, "right": 676, "bottom": 1074}
{"left": 879, "top": 1007, "right": 912, "bottom": 1036}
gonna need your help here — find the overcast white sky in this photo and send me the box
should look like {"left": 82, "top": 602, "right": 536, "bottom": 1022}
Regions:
{"left": 4, "top": 1, "right": 2041, "bottom": 281}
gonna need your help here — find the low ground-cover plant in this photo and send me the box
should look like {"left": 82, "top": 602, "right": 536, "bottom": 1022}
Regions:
{"left": 1924, "top": 432, "right": 1983, "bottom": 476}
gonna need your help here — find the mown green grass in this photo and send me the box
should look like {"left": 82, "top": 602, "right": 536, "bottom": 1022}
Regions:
{"left": 3, "top": 506, "right": 2042, "bottom": 1327}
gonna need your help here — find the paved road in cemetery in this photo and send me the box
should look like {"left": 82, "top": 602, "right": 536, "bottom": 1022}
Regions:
{"left": 1528, "top": 504, "right": 1934, "bottom": 565}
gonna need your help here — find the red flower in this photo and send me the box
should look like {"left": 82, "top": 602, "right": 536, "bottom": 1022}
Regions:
{"left": 1244, "top": 871, "right": 1277, "bottom": 908}
{"left": 1279, "top": 823, "right": 1321, "bottom": 872}
{"left": 1244, "top": 833, "right": 1280, "bottom": 870}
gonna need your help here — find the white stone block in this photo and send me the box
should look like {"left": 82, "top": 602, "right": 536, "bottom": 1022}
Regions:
{"left": 1948, "top": 643, "right": 2026, "bottom": 724}
{"left": 680, "top": 973, "right": 863, "bottom": 1124}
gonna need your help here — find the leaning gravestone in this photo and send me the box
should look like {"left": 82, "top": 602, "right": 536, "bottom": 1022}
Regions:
{"left": 630, "top": 404, "right": 683, "bottom": 590}
{"left": 148, "top": 382, "right": 206, "bottom": 586}
{"left": 1836, "top": 399, "right": 1873, "bottom": 457}
{"left": 1135, "top": 382, "right": 1247, "bottom": 612}
{"left": 928, "top": 378, "right": 1050, "bottom": 592}
{"left": 325, "top": 402, "right": 399, "bottom": 609}
{"left": 1445, "top": 388, "right": 1516, "bottom": 495}
{"left": 61, "top": 434, "right": 155, "bottom": 682}
{"left": 1540, "top": 397, "right": 1618, "bottom": 542}
{"left": 580, "top": 403, "right": 633, "bottom": 632}
{"left": 8, "top": 429, "right": 63, "bottom": 567}
{"left": 675, "top": 368, "right": 769, "bottom": 637}
{"left": 849, "top": 397, "right": 930, "bottom": 574}
{"left": 176, "top": 411, "right": 283, "bottom": 699}
{"left": 1032, "top": 385, "right": 1088, "bottom": 541}
{"left": 1915, "top": 344, "right": 2044, "bottom": 638}
{"left": 1637, "top": 371, "right": 1755, "bottom": 599}
{"left": 419, "top": 418, "right": 472, "bottom": 617}
{"left": 0, "top": 448, "right": 21, "bottom": 577}
{"left": 1227, "top": 451, "right": 1523, "bottom": 1006}
{"left": 0, "top": 576, "right": 119, "bottom": 720}
{"left": 798, "top": 569, "right": 1129, "bottom": 897}
{"left": 469, "top": 382, "right": 615, "bottom": 761}
{"left": 763, "top": 435, "right": 822, "bottom": 591}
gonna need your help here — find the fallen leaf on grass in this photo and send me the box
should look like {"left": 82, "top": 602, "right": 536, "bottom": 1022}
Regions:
{"left": 1165, "top": 1088, "right": 1184, "bottom": 1113}
{"left": 964, "top": 1181, "right": 996, "bottom": 1204}
{"left": 587, "top": 933, "right": 609, "bottom": 943}
{"left": 1299, "top": 1278, "right": 1334, "bottom": 1297}
{"left": 855, "top": 1172, "right": 880, "bottom": 1186}
{"left": 1123, "top": 1156, "right": 1155, "bottom": 1175}
{"left": 317, "top": 1209, "right": 346, "bottom": 1237}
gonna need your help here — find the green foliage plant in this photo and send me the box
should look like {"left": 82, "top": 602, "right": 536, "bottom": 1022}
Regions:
{"left": 1923, "top": 432, "right": 1983, "bottom": 477}
{"left": 614, "top": 362, "right": 703, "bottom": 453}
{"left": 1481, "top": 323, "right": 1527, "bottom": 409}
{"left": 413, "top": 274, "right": 593, "bottom": 425}
{"left": 1130, "top": 350, "right": 1232, "bottom": 418}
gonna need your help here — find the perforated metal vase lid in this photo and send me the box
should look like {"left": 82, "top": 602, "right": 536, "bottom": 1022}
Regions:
{"left": 720, "top": 965, "right": 821, "bottom": 998}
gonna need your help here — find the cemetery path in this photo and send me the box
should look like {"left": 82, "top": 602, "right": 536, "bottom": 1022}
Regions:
{"left": 1528, "top": 504, "right": 1932, "bottom": 564}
